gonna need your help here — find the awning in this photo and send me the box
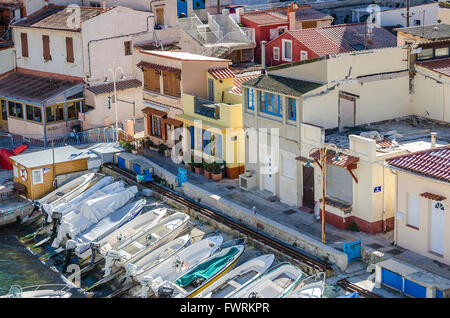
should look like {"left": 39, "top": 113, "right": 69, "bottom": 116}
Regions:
{"left": 419, "top": 192, "right": 446, "bottom": 201}
{"left": 142, "top": 107, "right": 167, "bottom": 118}
{"left": 137, "top": 61, "right": 181, "bottom": 74}
{"left": 165, "top": 117, "right": 183, "bottom": 127}
{"left": 310, "top": 149, "right": 359, "bottom": 168}
{"left": 208, "top": 68, "right": 235, "bottom": 80}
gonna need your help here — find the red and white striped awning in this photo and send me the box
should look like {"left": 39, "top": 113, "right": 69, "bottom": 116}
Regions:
{"left": 208, "top": 68, "right": 235, "bottom": 80}
{"left": 229, "top": 74, "right": 261, "bottom": 96}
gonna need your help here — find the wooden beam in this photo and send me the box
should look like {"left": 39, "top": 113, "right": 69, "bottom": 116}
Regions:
{"left": 347, "top": 166, "right": 358, "bottom": 183}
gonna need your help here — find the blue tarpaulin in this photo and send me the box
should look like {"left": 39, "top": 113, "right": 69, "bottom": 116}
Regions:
{"left": 337, "top": 292, "right": 360, "bottom": 298}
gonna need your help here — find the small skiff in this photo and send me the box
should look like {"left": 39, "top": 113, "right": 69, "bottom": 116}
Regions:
{"left": 195, "top": 254, "right": 275, "bottom": 298}
{"left": 282, "top": 272, "right": 326, "bottom": 298}
{"left": 0, "top": 284, "right": 72, "bottom": 298}
{"left": 137, "top": 235, "right": 223, "bottom": 298}
{"left": 229, "top": 263, "right": 303, "bottom": 298}
{"left": 103, "top": 211, "right": 190, "bottom": 277}
{"left": 168, "top": 244, "right": 246, "bottom": 298}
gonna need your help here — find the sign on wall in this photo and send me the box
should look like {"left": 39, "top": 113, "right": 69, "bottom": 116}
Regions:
{"left": 374, "top": 186, "right": 382, "bottom": 193}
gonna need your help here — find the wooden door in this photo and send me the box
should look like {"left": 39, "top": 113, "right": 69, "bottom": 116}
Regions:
{"left": 302, "top": 165, "right": 315, "bottom": 209}
{"left": 430, "top": 200, "right": 445, "bottom": 255}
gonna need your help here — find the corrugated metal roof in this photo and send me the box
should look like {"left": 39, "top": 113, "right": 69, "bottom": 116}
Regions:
{"left": 386, "top": 145, "right": 450, "bottom": 183}
{"left": 10, "top": 145, "right": 93, "bottom": 168}
{"left": 242, "top": 74, "right": 322, "bottom": 97}
{"left": 208, "top": 68, "right": 235, "bottom": 80}
{"left": 86, "top": 79, "right": 142, "bottom": 95}
{"left": 0, "top": 72, "right": 83, "bottom": 103}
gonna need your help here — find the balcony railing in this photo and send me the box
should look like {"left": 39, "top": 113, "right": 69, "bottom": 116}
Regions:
{"left": 194, "top": 97, "right": 220, "bottom": 120}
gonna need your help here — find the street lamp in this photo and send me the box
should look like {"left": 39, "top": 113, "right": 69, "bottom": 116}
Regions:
{"left": 304, "top": 143, "right": 340, "bottom": 244}
{"left": 105, "top": 63, "right": 125, "bottom": 139}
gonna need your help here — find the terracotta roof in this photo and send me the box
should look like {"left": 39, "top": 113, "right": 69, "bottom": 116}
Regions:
{"left": 286, "top": 28, "right": 344, "bottom": 56}
{"left": 86, "top": 79, "right": 142, "bottom": 95}
{"left": 416, "top": 58, "right": 450, "bottom": 77}
{"left": 208, "top": 68, "right": 235, "bottom": 80}
{"left": 272, "top": 7, "right": 333, "bottom": 21}
{"left": 142, "top": 107, "right": 167, "bottom": 117}
{"left": 12, "top": 5, "right": 104, "bottom": 31}
{"left": 386, "top": 145, "right": 450, "bottom": 183}
{"left": 376, "top": 137, "right": 393, "bottom": 149}
{"left": 229, "top": 74, "right": 261, "bottom": 95}
{"left": 419, "top": 192, "right": 446, "bottom": 201}
{"left": 137, "top": 61, "right": 181, "bottom": 74}
{"left": 310, "top": 149, "right": 360, "bottom": 168}
{"left": 0, "top": 72, "right": 83, "bottom": 103}
{"left": 241, "top": 11, "right": 287, "bottom": 25}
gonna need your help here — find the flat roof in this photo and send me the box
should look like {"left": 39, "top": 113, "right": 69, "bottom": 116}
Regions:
{"left": 10, "top": 145, "right": 93, "bottom": 168}
{"left": 395, "top": 24, "right": 450, "bottom": 40}
{"left": 140, "top": 50, "right": 231, "bottom": 62}
{"left": 0, "top": 72, "right": 83, "bottom": 104}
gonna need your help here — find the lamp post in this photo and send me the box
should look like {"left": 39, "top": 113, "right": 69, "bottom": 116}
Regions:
{"left": 105, "top": 63, "right": 125, "bottom": 140}
{"left": 304, "top": 143, "right": 340, "bottom": 244}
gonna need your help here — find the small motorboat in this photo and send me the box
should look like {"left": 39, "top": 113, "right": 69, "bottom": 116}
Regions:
{"left": 229, "top": 263, "right": 303, "bottom": 298}
{"left": 282, "top": 272, "right": 326, "bottom": 298}
{"left": 195, "top": 254, "right": 275, "bottom": 298}
{"left": 103, "top": 211, "right": 190, "bottom": 277}
{"left": 167, "top": 244, "right": 246, "bottom": 298}
{"left": 137, "top": 235, "right": 223, "bottom": 298}
{"left": 70, "top": 198, "right": 147, "bottom": 258}
{"left": 1, "top": 284, "right": 72, "bottom": 298}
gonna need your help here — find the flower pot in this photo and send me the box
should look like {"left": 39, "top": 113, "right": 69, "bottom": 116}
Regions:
{"left": 204, "top": 170, "right": 211, "bottom": 179}
{"left": 195, "top": 167, "right": 203, "bottom": 174}
{"left": 211, "top": 173, "right": 222, "bottom": 182}
{"left": 245, "top": 170, "right": 252, "bottom": 177}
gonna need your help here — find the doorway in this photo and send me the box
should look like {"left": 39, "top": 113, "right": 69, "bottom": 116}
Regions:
{"left": 338, "top": 91, "right": 358, "bottom": 132}
{"left": 302, "top": 165, "right": 315, "bottom": 209}
{"left": 430, "top": 200, "right": 444, "bottom": 255}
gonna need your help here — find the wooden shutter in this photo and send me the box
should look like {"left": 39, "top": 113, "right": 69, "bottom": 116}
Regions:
{"left": 20, "top": 33, "right": 28, "bottom": 57}
{"left": 66, "top": 37, "right": 74, "bottom": 63}
{"left": 144, "top": 68, "right": 160, "bottom": 93}
{"left": 42, "top": 35, "right": 51, "bottom": 60}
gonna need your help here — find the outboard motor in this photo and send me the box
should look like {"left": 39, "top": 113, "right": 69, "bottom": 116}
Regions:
{"left": 89, "top": 242, "right": 101, "bottom": 265}
{"left": 157, "top": 286, "right": 175, "bottom": 298}
{"left": 103, "top": 250, "right": 120, "bottom": 277}
{"left": 50, "top": 212, "right": 63, "bottom": 239}
{"left": 125, "top": 263, "right": 138, "bottom": 278}
{"left": 63, "top": 239, "right": 77, "bottom": 273}
{"left": 140, "top": 276, "right": 154, "bottom": 298}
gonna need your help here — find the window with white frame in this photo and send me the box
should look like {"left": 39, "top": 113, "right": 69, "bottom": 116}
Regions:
{"left": 300, "top": 50, "right": 308, "bottom": 61}
{"left": 13, "top": 165, "right": 18, "bottom": 178}
{"left": 32, "top": 168, "right": 43, "bottom": 185}
{"left": 407, "top": 193, "right": 420, "bottom": 229}
{"left": 282, "top": 39, "right": 292, "bottom": 62}
{"left": 273, "top": 47, "right": 280, "bottom": 61}
{"left": 282, "top": 157, "right": 295, "bottom": 179}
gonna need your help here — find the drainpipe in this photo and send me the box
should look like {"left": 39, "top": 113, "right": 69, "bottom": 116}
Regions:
{"left": 430, "top": 132, "right": 436, "bottom": 148}
{"left": 261, "top": 40, "right": 267, "bottom": 75}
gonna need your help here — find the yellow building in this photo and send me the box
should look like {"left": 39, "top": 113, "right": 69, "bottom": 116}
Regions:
{"left": 177, "top": 68, "right": 245, "bottom": 179}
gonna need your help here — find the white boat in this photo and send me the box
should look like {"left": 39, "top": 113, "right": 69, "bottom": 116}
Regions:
{"left": 166, "top": 244, "right": 246, "bottom": 298}
{"left": 70, "top": 198, "right": 147, "bottom": 258}
{"left": 282, "top": 272, "right": 326, "bottom": 298}
{"left": 124, "top": 234, "right": 191, "bottom": 280}
{"left": 52, "top": 184, "right": 138, "bottom": 248}
{"left": 195, "top": 254, "right": 275, "bottom": 298}
{"left": 103, "top": 211, "right": 190, "bottom": 277}
{"left": 137, "top": 235, "right": 223, "bottom": 298}
{"left": 1, "top": 284, "right": 72, "bottom": 298}
{"left": 37, "top": 173, "right": 98, "bottom": 213}
{"left": 229, "top": 263, "right": 303, "bottom": 298}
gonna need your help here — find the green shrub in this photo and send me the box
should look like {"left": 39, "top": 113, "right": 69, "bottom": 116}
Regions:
{"left": 158, "top": 143, "right": 167, "bottom": 155}
{"left": 211, "top": 162, "right": 222, "bottom": 174}
{"left": 348, "top": 221, "right": 360, "bottom": 232}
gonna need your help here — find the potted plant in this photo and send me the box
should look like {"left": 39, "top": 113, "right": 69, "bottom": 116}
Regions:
{"left": 187, "top": 153, "right": 195, "bottom": 171}
{"left": 194, "top": 157, "right": 203, "bottom": 174}
{"left": 158, "top": 143, "right": 167, "bottom": 156}
{"left": 203, "top": 162, "right": 212, "bottom": 179}
{"left": 211, "top": 161, "right": 222, "bottom": 182}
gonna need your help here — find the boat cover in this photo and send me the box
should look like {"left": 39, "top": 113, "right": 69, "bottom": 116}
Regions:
{"left": 175, "top": 247, "right": 239, "bottom": 288}
{"left": 51, "top": 186, "right": 138, "bottom": 248}
{"left": 72, "top": 199, "right": 146, "bottom": 254}
{"left": 337, "top": 292, "right": 360, "bottom": 298}
{"left": 43, "top": 176, "right": 114, "bottom": 221}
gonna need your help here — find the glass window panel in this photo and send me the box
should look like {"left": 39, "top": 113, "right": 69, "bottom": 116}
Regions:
{"left": 417, "top": 48, "right": 433, "bottom": 60}
{"left": 435, "top": 47, "right": 449, "bottom": 57}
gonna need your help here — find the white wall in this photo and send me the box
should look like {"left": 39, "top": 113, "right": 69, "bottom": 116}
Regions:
{"left": 23, "top": 0, "right": 47, "bottom": 15}
{"left": 379, "top": 3, "right": 439, "bottom": 27}
{"left": 0, "top": 47, "right": 15, "bottom": 76}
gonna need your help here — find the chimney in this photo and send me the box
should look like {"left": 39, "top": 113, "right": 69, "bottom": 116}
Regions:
{"left": 261, "top": 40, "right": 267, "bottom": 74}
{"left": 287, "top": 3, "right": 297, "bottom": 30}
{"left": 430, "top": 132, "right": 436, "bottom": 148}
{"left": 102, "top": 0, "right": 107, "bottom": 12}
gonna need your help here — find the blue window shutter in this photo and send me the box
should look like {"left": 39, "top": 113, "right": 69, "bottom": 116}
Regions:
{"left": 206, "top": 131, "right": 211, "bottom": 155}
{"left": 217, "top": 134, "right": 222, "bottom": 159}
{"left": 293, "top": 98, "right": 296, "bottom": 119}
{"left": 265, "top": 92, "right": 268, "bottom": 111}
{"left": 247, "top": 88, "right": 249, "bottom": 109}
{"left": 277, "top": 95, "right": 280, "bottom": 114}
{"left": 190, "top": 126, "right": 194, "bottom": 149}
{"left": 202, "top": 129, "right": 206, "bottom": 150}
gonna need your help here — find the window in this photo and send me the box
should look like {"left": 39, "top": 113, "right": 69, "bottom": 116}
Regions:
{"left": 67, "top": 102, "right": 81, "bottom": 120}
{"left": 300, "top": 50, "right": 308, "bottom": 61}
{"left": 282, "top": 39, "right": 292, "bottom": 62}
{"left": 150, "top": 115, "right": 162, "bottom": 138}
{"left": 435, "top": 47, "right": 449, "bottom": 57}
{"left": 90, "top": 1, "right": 101, "bottom": 7}
{"left": 42, "top": 35, "right": 51, "bottom": 61}
{"left": 13, "top": 165, "right": 18, "bottom": 178}
{"left": 417, "top": 48, "right": 433, "bottom": 60}
{"left": 32, "top": 168, "right": 43, "bottom": 185}
{"left": 143, "top": 68, "right": 161, "bottom": 93}
{"left": 1, "top": 99, "right": 7, "bottom": 121}
{"left": 260, "top": 91, "right": 281, "bottom": 117}
{"left": 407, "top": 194, "right": 420, "bottom": 229}
{"left": 156, "top": 7, "right": 164, "bottom": 25}
{"left": 269, "top": 28, "right": 279, "bottom": 40}
{"left": 273, "top": 47, "right": 280, "bottom": 61}
{"left": 8, "top": 101, "right": 23, "bottom": 119}
{"left": 124, "top": 41, "right": 132, "bottom": 56}
{"left": 288, "top": 97, "right": 296, "bottom": 121}
{"left": 26, "top": 105, "right": 42, "bottom": 123}
{"left": 162, "top": 71, "right": 181, "bottom": 97}
{"left": 326, "top": 165, "right": 353, "bottom": 203}
{"left": 46, "top": 105, "right": 64, "bottom": 123}
{"left": 278, "top": 26, "right": 287, "bottom": 35}
{"left": 415, "top": 19, "right": 421, "bottom": 26}
{"left": 66, "top": 37, "right": 74, "bottom": 63}
{"left": 20, "top": 33, "right": 28, "bottom": 58}
{"left": 282, "top": 157, "right": 295, "bottom": 179}
{"left": 247, "top": 88, "right": 254, "bottom": 110}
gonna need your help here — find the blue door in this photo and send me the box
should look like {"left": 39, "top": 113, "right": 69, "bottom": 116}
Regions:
{"left": 133, "top": 163, "right": 141, "bottom": 174}
{"left": 381, "top": 268, "right": 403, "bottom": 291}
{"left": 436, "top": 289, "right": 443, "bottom": 298}
{"left": 193, "top": 0, "right": 205, "bottom": 10}
{"left": 404, "top": 279, "right": 427, "bottom": 298}
{"left": 118, "top": 157, "right": 126, "bottom": 169}
{"left": 177, "top": 0, "right": 188, "bottom": 17}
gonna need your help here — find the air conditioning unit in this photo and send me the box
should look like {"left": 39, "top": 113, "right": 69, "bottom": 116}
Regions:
{"left": 239, "top": 171, "right": 256, "bottom": 191}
